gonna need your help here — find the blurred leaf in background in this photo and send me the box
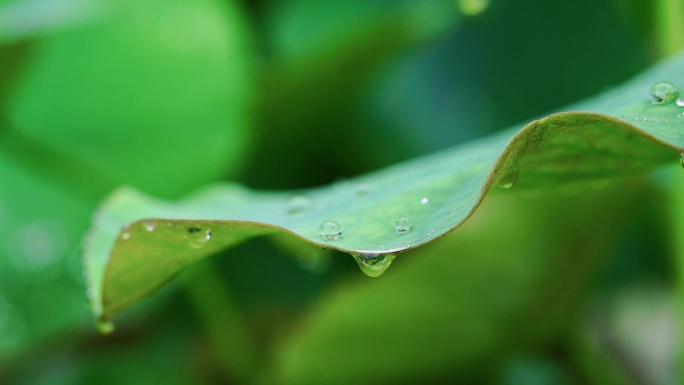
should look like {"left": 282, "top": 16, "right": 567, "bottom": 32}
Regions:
{"left": 0, "top": 0, "right": 679, "bottom": 384}
{"left": 0, "top": 0, "right": 254, "bottom": 378}
{"left": 3, "top": 0, "right": 253, "bottom": 197}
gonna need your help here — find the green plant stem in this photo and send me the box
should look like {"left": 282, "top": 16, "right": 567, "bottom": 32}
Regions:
{"left": 182, "top": 262, "right": 258, "bottom": 384}
{"left": 673, "top": 171, "right": 684, "bottom": 385}
{"left": 656, "top": 0, "right": 684, "bottom": 380}
{"left": 568, "top": 327, "right": 636, "bottom": 385}
{"left": 656, "top": 0, "right": 684, "bottom": 56}
{"left": 180, "top": 0, "right": 258, "bottom": 382}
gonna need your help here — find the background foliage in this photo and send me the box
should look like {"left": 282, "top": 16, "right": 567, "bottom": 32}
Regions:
{"left": 0, "top": 0, "right": 678, "bottom": 384}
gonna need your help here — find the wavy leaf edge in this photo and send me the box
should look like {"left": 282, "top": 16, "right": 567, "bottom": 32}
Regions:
{"left": 85, "top": 53, "right": 684, "bottom": 323}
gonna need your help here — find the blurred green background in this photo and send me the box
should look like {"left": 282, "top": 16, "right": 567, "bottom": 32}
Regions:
{"left": 0, "top": 0, "right": 678, "bottom": 384}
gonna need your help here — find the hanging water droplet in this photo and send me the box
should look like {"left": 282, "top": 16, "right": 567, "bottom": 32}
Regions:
{"left": 498, "top": 165, "right": 519, "bottom": 189}
{"left": 318, "top": 221, "right": 341, "bottom": 240}
{"left": 649, "top": 81, "right": 678, "bottom": 104}
{"left": 286, "top": 193, "right": 312, "bottom": 215}
{"left": 676, "top": 98, "right": 684, "bottom": 107}
{"left": 355, "top": 183, "right": 370, "bottom": 197}
{"left": 121, "top": 225, "right": 130, "bottom": 240}
{"left": 395, "top": 217, "right": 413, "bottom": 233}
{"left": 458, "top": 0, "right": 489, "bottom": 16}
{"left": 352, "top": 253, "right": 395, "bottom": 278}
{"left": 420, "top": 197, "right": 429, "bottom": 205}
{"left": 186, "top": 226, "right": 211, "bottom": 249}
{"left": 143, "top": 220, "right": 156, "bottom": 232}
{"left": 96, "top": 320, "right": 115, "bottom": 335}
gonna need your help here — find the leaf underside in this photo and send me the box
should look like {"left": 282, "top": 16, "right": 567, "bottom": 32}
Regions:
{"left": 84, "top": 52, "right": 684, "bottom": 322}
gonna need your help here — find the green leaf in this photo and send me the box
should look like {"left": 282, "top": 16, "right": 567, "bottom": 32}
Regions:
{"left": 0, "top": 151, "right": 91, "bottom": 360}
{"left": 270, "top": 183, "right": 646, "bottom": 385}
{"left": 85, "top": 51, "right": 684, "bottom": 323}
{"left": 247, "top": 0, "right": 463, "bottom": 188}
{"left": 0, "top": 0, "right": 103, "bottom": 44}
{"left": 5, "top": 0, "right": 252, "bottom": 198}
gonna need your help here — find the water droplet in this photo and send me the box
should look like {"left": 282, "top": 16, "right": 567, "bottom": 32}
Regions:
{"left": 143, "top": 220, "right": 156, "bottom": 232}
{"left": 458, "top": 0, "right": 489, "bottom": 16}
{"left": 649, "top": 81, "right": 678, "bottom": 104}
{"left": 498, "top": 165, "right": 519, "bottom": 189}
{"left": 186, "top": 226, "right": 211, "bottom": 249}
{"left": 427, "top": 228, "right": 435, "bottom": 236}
{"left": 96, "top": 320, "right": 115, "bottom": 335}
{"left": 355, "top": 183, "right": 370, "bottom": 197}
{"left": 318, "top": 221, "right": 341, "bottom": 241}
{"left": 352, "top": 253, "right": 395, "bottom": 278}
{"left": 121, "top": 225, "right": 130, "bottom": 240}
{"left": 677, "top": 98, "right": 684, "bottom": 107}
{"left": 286, "top": 193, "right": 312, "bottom": 215}
{"left": 395, "top": 217, "right": 413, "bottom": 233}
{"left": 420, "top": 197, "right": 429, "bottom": 205}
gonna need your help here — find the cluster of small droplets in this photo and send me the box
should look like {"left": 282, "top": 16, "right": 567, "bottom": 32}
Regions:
{"left": 649, "top": 81, "right": 678, "bottom": 104}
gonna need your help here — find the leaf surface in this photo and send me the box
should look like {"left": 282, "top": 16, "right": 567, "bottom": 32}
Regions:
{"left": 85, "top": 52, "right": 684, "bottom": 322}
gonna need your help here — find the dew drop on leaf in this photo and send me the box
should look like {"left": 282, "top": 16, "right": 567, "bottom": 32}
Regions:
{"left": 355, "top": 183, "right": 370, "bottom": 197}
{"left": 676, "top": 98, "right": 684, "bottom": 107}
{"left": 186, "top": 226, "right": 211, "bottom": 249}
{"left": 649, "top": 81, "right": 678, "bottom": 104}
{"left": 318, "top": 221, "right": 341, "bottom": 240}
{"left": 420, "top": 197, "right": 429, "bottom": 205}
{"left": 352, "top": 253, "right": 395, "bottom": 277}
{"left": 498, "top": 165, "right": 519, "bottom": 189}
{"left": 121, "top": 225, "right": 130, "bottom": 240}
{"left": 143, "top": 220, "right": 156, "bottom": 232}
{"left": 286, "top": 193, "right": 312, "bottom": 215}
{"left": 395, "top": 217, "right": 413, "bottom": 233}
